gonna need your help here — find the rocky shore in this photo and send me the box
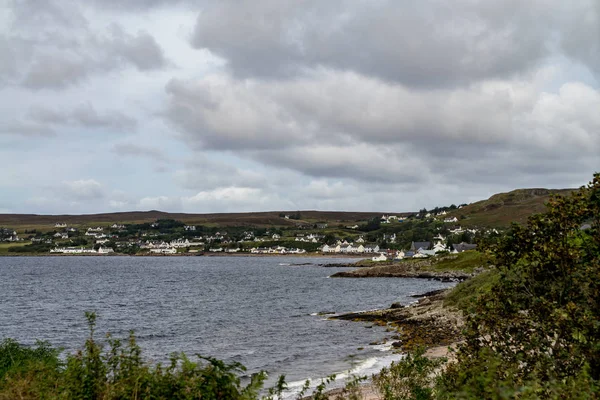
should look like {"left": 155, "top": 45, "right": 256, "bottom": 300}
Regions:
{"left": 332, "top": 288, "right": 463, "bottom": 353}
{"left": 329, "top": 259, "right": 472, "bottom": 281}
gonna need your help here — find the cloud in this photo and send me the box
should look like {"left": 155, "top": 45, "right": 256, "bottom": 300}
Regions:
{"left": 59, "top": 179, "right": 105, "bottom": 201}
{"left": 190, "top": 0, "right": 574, "bottom": 86}
{"left": 28, "top": 104, "right": 137, "bottom": 131}
{"left": 3, "top": 1, "right": 170, "bottom": 90}
{"left": 112, "top": 142, "right": 169, "bottom": 161}
{"left": 559, "top": 0, "right": 600, "bottom": 79}
{"left": 105, "top": 25, "right": 168, "bottom": 71}
{"left": 0, "top": 121, "right": 56, "bottom": 137}
{"left": 164, "top": 69, "right": 600, "bottom": 187}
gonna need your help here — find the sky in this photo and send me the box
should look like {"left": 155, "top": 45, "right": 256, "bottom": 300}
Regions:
{"left": 0, "top": 0, "right": 599, "bottom": 215}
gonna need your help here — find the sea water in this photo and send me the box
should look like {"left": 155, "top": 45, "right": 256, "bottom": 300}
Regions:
{"left": 0, "top": 256, "right": 454, "bottom": 394}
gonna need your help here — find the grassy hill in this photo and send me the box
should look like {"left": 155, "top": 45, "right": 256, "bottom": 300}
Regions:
{"left": 0, "top": 186, "right": 577, "bottom": 232}
{"left": 448, "top": 188, "right": 575, "bottom": 227}
{"left": 0, "top": 210, "right": 406, "bottom": 232}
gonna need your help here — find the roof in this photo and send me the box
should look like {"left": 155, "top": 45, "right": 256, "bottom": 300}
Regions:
{"left": 411, "top": 241, "right": 431, "bottom": 250}
{"left": 452, "top": 242, "right": 478, "bottom": 252}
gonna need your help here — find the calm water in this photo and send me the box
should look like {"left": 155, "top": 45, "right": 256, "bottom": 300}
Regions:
{"left": 0, "top": 256, "right": 453, "bottom": 393}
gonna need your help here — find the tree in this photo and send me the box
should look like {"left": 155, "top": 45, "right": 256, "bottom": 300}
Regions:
{"left": 441, "top": 173, "right": 600, "bottom": 397}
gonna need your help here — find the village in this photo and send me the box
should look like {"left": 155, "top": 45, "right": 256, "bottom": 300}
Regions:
{"left": 1, "top": 209, "right": 491, "bottom": 260}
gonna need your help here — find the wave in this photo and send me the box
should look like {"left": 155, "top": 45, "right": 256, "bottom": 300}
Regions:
{"left": 280, "top": 353, "right": 404, "bottom": 399}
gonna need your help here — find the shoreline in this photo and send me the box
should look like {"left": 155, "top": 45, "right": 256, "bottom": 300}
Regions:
{"left": 321, "top": 288, "right": 464, "bottom": 399}
{"left": 0, "top": 252, "right": 368, "bottom": 258}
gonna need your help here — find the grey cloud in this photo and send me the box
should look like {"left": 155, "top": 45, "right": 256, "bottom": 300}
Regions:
{"left": 29, "top": 104, "right": 137, "bottom": 131}
{"left": 173, "top": 158, "right": 269, "bottom": 191}
{"left": 0, "top": 121, "right": 56, "bottom": 137}
{"left": 191, "top": 0, "right": 562, "bottom": 86}
{"left": 106, "top": 26, "right": 168, "bottom": 70}
{"left": 23, "top": 54, "right": 90, "bottom": 90}
{"left": 560, "top": 0, "right": 600, "bottom": 78}
{"left": 4, "top": 1, "right": 170, "bottom": 90}
{"left": 112, "top": 142, "right": 169, "bottom": 161}
{"left": 58, "top": 179, "right": 105, "bottom": 201}
{"left": 164, "top": 70, "right": 600, "bottom": 186}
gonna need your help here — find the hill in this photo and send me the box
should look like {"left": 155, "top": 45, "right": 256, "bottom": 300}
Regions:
{"left": 448, "top": 188, "right": 575, "bottom": 227}
{"left": 0, "top": 210, "right": 402, "bottom": 232}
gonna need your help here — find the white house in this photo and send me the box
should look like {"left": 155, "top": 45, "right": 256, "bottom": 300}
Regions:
{"left": 372, "top": 253, "right": 388, "bottom": 262}
{"left": 394, "top": 250, "right": 405, "bottom": 260}
{"left": 98, "top": 247, "right": 114, "bottom": 254}
{"left": 363, "top": 245, "right": 380, "bottom": 253}
{"left": 433, "top": 242, "right": 448, "bottom": 253}
{"left": 444, "top": 217, "right": 459, "bottom": 223}
{"left": 54, "top": 223, "right": 67, "bottom": 228}
{"left": 50, "top": 247, "right": 97, "bottom": 254}
{"left": 150, "top": 247, "right": 176, "bottom": 254}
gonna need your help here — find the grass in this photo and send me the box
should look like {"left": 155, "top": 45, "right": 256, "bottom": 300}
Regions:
{"left": 0, "top": 242, "right": 31, "bottom": 254}
{"left": 423, "top": 251, "right": 490, "bottom": 274}
{"left": 447, "top": 188, "right": 574, "bottom": 228}
{"left": 444, "top": 269, "right": 499, "bottom": 311}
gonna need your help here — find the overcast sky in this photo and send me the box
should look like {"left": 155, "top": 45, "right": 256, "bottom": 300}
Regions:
{"left": 1, "top": 0, "right": 598, "bottom": 214}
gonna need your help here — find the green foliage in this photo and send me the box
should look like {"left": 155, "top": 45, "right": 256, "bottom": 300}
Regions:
{"left": 7, "top": 242, "right": 53, "bottom": 253}
{"left": 373, "top": 348, "right": 445, "bottom": 400}
{"left": 439, "top": 173, "right": 600, "bottom": 397}
{"left": 425, "top": 251, "right": 488, "bottom": 274}
{"left": 443, "top": 269, "right": 499, "bottom": 312}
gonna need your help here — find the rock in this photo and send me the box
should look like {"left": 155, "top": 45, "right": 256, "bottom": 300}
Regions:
{"left": 390, "top": 302, "right": 404, "bottom": 309}
{"left": 391, "top": 341, "right": 403, "bottom": 348}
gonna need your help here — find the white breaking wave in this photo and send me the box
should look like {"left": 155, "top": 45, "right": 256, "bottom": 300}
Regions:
{"left": 280, "top": 353, "right": 404, "bottom": 399}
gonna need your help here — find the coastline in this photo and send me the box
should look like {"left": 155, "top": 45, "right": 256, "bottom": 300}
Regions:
{"left": 0, "top": 252, "right": 368, "bottom": 258}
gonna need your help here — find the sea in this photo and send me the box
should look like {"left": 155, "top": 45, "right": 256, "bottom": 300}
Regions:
{"left": 0, "top": 256, "right": 455, "bottom": 397}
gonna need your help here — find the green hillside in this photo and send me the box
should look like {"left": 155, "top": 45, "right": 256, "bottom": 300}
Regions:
{"left": 449, "top": 188, "right": 575, "bottom": 227}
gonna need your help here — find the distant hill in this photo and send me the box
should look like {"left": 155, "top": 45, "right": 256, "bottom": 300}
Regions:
{"left": 449, "top": 188, "right": 575, "bottom": 227}
{"left": 0, "top": 210, "right": 402, "bottom": 232}
{"left": 0, "top": 187, "right": 577, "bottom": 232}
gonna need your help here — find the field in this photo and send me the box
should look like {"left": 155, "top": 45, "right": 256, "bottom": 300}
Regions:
{"left": 0, "top": 242, "right": 31, "bottom": 254}
{"left": 0, "top": 210, "right": 404, "bottom": 233}
{"left": 448, "top": 188, "right": 574, "bottom": 227}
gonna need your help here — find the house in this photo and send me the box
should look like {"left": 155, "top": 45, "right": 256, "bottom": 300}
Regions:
{"left": 432, "top": 242, "right": 448, "bottom": 253}
{"left": 394, "top": 250, "right": 405, "bottom": 260}
{"left": 452, "top": 243, "right": 478, "bottom": 253}
{"left": 410, "top": 241, "right": 431, "bottom": 252}
{"left": 50, "top": 247, "right": 97, "bottom": 254}
{"left": 54, "top": 223, "right": 67, "bottom": 228}
{"left": 96, "top": 239, "right": 110, "bottom": 244}
{"left": 449, "top": 227, "right": 464, "bottom": 235}
{"left": 363, "top": 245, "right": 380, "bottom": 253}
{"left": 355, "top": 236, "right": 365, "bottom": 243}
{"left": 372, "top": 253, "right": 388, "bottom": 262}
{"left": 414, "top": 249, "right": 436, "bottom": 258}
{"left": 316, "top": 223, "right": 328, "bottom": 229}
{"left": 272, "top": 233, "right": 281, "bottom": 240}
{"left": 150, "top": 247, "right": 177, "bottom": 254}
{"left": 98, "top": 246, "right": 114, "bottom": 254}
{"left": 111, "top": 224, "right": 126, "bottom": 229}
{"left": 383, "top": 233, "right": 396, "bottom": 243}
{"left": 444, "top": 217, "right": 459, "bottom": 223}
{"left": 346, "top": 225, "right": 359, "bottom": 229}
